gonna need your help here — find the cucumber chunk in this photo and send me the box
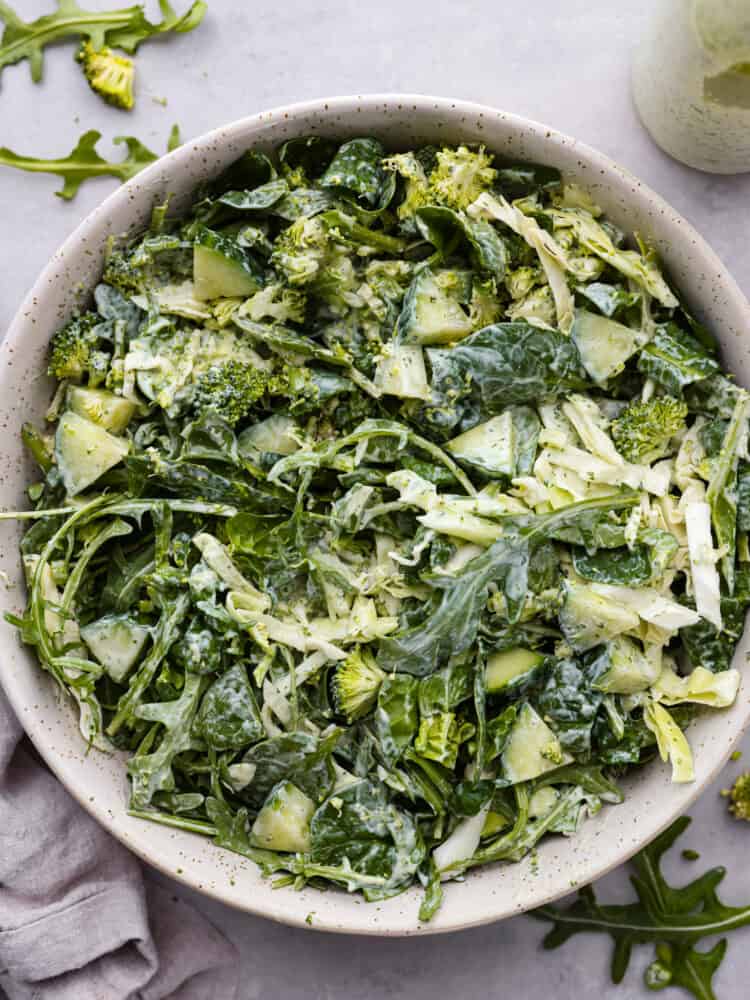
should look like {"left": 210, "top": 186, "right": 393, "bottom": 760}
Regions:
{"left": 447, "top": 411, "right": 515, "bottom": 478}
{"left": 374, "top": 342, "right": 430, "bottom": 399}
{"left": 68, "top": 386, "right": 136, "bottom": 434}
{"left": 571, "top": 308, "right": 641, "bottom": 383}
{"left": 193, "top": 228, "right": 262, "bottom": 300}
{"left": 55, "top": 411, "right": 129, "bottom": 496}
{"left": 485, "top": 647, "right": 545, "bottom": 693}
{"left": 481, "top": 810, "right": 509, "bottom": 838}
{"left": 502, "top": 703, "right": 572, "bottom": 783}
{"left": 396, "top": 267, "right": 474, "bottom": 345}
{"left": 80, "top": 614, "right": 150, "bottom": 683}
{"left": 593, "top": 635, "right": 661, "bottom": 694}
{"left": 239, "top": 414, "right": 300, "bottom": 456}
{"left": 250, "top": 780, "right": 315, "bottom": 853}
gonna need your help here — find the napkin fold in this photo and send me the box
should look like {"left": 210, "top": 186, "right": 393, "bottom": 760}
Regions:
{"left": 0, "top": 688, "right": 239, "bottom": 1000}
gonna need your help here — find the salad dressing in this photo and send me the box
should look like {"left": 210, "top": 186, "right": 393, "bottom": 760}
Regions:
{"left": 632, "top": 0, "right": 750, "bottom": 172}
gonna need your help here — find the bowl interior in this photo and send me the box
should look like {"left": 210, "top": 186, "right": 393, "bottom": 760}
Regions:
{"left": 1, "top": 95, "right": 749, "bottom": 935}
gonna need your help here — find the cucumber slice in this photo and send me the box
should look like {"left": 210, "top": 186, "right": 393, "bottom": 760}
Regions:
{"left": 485, "top": 647, "right": 545, "bottom": 693}
{"left": 374, "top": 342, "right": 430, "bottom": 399}
{"left": 55, "top": 411, "right": 129, "bottom": 496}
{"left": 593, "top": 635, "right": 661, "bottom": 694}
{"left": 250, "top": 780, "right": 315, "bottom": 853}
{"left": 571, "top": 308, "right": 641, "bottom": 383}
{"left": 481, "top": 810, "right": 509, "bottom": 838}
{"left": 80, "top": 614, "right": 150, "bottom": 683}
{"left": 193, "top": 228, "right": 262, "bottom": 300}
{"left": 447, "top": 411, "right": 515, "bottom": 478}
{"left": 502, "top": 703, "right": 572, "bottom": 784}
{"left": 68, "top": 386, "right": 136, "bottom": 434}
{"left": 396, "top": 267, "right": 474, "bottom": 345}
{"left": 239, "top": 414, "right": 300, "bottom": 456}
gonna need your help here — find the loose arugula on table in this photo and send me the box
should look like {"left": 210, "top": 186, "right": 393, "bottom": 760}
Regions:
{"left": 0, "top": 124, "right": 180, "bottom": 199}
{"left": 0, "top": 0, "right": 206, "bottom": 104}
{"left": 535, "top": 816, "right": 750, "bottom": 1000}
{"left": 5, "top": 135, "right": 750, "bottom": 921}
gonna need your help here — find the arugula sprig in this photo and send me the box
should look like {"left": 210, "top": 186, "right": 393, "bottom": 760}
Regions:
{"left": 0, "top": 0, "right": 206, "bottom": 83}
{"left": 534, "top": 817, "right": 750, "bottom": 1000}
{"left": 0, "top": 124, "right": 180, "bottom": 199}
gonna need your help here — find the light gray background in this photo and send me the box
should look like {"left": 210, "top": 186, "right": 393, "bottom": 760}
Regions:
{"left": 2, "top": 2, "right": 750, "bottom": 997}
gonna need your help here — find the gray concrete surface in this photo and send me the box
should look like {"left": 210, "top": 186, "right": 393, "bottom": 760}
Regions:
{"left": 2, "top": 1, "right": 750, "bottom": 997}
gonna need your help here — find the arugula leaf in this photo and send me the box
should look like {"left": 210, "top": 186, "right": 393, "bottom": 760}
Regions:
{"left": 128, "top": 672, "right": 205, "bottom": 808}
{"left": 0, "top": 0, "right": 206, "bottom": 83}
{"left": 0, "top": 126, "right": 179, "bottom": 200}
{"left": 534, "top": 817, "right": 750, "bottom": 1000}
{"left": 379, "top": 493, "right": 638, "bottom": 676}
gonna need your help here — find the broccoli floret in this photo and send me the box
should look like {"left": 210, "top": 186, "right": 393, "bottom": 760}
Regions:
{"left": 384, "top": 152, "right": 431, "bottom": 221}
{"left": 271, "top": 217, "right": 359, "bottom": 313}
{"left": 48, "top": 313, "right": 110, "bottom": 384}
{"left": 102, "top": 251, "right": 144, "bottom": 296}
{"left": 468, "top": 277, "right": 504, "bottom": 328}
{"left": 331, "top": 647, "right": 385, "bottom": 722}
{"left": 725, "top": 772, "right": 750, "bottom": 821}
{"left": 76, "top": 42, "right": 135, "bottom": 111}
{"left": 240, "top": 283, "right": 307, "bottom": 324}
{"left": 428, "top": 145, "right": 497, "bottom": 210}
{"left": 193, "top": 361, "right": 292, "bottom": 426}
{"left": 611, "top": 396, "right": 688, "bottom": 464}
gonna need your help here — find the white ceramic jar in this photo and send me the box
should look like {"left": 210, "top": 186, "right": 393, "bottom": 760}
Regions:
{"left": 632, "top": 0, "right": 750, "bottom": 173}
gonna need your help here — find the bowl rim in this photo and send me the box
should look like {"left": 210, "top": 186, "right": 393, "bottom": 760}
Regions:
{"left": 3, "top": 92, "right": 750, "bottom": 936}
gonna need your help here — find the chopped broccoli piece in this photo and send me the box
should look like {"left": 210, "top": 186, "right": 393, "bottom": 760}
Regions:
{"left": 384, "top": 152, "right": 430, "bottom": 221}
{"left": 76, "top": 42, "right": 135, "bottom": 111}
{"left": 428, "top": 145, "right": 497, "bottom": 210}
{"left": 611, "top": 395, "right": 688, "bottom": 463}
{"left": 331, "top": 647, "right": 385, "bottom": 722}
{"left": 726, "top": 771, "right": 750, "bottom": 821}
{"left": 48, "top": 313, "right": 109, "bottom": 384}
{"left": 192, "top": 360, "right": 292, "bottom": 426}
{"left": 240, "top": 283, "right": 307, "bottom": 324}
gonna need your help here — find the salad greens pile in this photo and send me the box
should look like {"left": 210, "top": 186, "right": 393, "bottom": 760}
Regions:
{"left": 6, "top": 135, "right": 750, "bottom": 920}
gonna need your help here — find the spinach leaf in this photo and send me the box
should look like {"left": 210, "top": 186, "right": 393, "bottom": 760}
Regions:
{"left": 193, "top": 663, "right": 263, "bottom": 750}
{"left": 493, "top": 162, "right": 561, "bottom": 199}
{"left": 534, "top": 657, "right": 603, "bottom": 754}
{"left": 681, "top": 593, "right": 748, "bottom": 673}
{"left": 279, "top": 136, "right": 339, "bottom": 180}
{"left": 308, "top": 780, "right": 424, "bottom": 897}
{"left": 427, "top": 322, "right": 589, "bottom": 412}
{"left": 240, "top": 729, "right": 342, "bottom": 809}
{"left": 374, "top": 676, "right": 419, "bottom": 763}
{"left": 572, "top": 545, "right": 652, "bottom": 585}
{"left": 320, "top": 138, "right": 394, "bottom": 210}
{"left": 576, "top": 282, "right": 640, "bottom": 319}
{"left": 415, "top": 206, "right": 508, "bottom": 276}
{"left": 638, "top": 323, "right": 719, "bottom": 394}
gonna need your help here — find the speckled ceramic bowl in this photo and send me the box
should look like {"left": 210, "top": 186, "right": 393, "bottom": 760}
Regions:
{"left": 1, "top": 95, "right": 749, "bottom": 936}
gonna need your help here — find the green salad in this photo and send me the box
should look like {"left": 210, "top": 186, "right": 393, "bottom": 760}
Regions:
{"left": 6, "top": 135, "right": 750, "bottom": 920}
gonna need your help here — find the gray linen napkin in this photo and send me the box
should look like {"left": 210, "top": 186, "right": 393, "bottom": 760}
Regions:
{"left": 0, "top": 688, "right": 239, "bottom": 1000}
